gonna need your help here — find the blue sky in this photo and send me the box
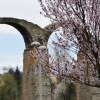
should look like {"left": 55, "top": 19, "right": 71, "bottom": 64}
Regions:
{"left": 0, "top": 25, "right": 25, "bottom": 72}
{"left": 0, "top": 26, "right": 24, "bottom": 66}
{"left": 0, "top": 0, "right": 50, "bottom": 72}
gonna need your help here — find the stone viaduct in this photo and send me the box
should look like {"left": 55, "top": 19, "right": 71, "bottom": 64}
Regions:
{"left": 0, "top": 17, "right": 51, "bottom": 100}
{"left": 0, "top": 17, "right": 100, "bottom": 100}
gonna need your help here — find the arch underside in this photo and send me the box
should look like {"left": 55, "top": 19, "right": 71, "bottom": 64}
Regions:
{"left": 0, "top": 17, "right": 51, "bottom": 48}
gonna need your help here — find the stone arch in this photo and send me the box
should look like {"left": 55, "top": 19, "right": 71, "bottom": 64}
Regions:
{"left": 0, "top": 17, "right": 50, "bottom": 48}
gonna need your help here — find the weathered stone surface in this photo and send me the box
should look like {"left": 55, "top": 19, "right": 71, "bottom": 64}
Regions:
{"left": 22, "top": 49, "right": 36, "bottom": 100}
{"left": 70, "top": 83, "right": 100, "bottom": 100}
{"left": 23, "top": 48, "right": 51, "bottom": 100}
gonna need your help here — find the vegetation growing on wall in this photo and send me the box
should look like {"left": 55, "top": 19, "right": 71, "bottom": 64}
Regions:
{"left": 60, "top": 83, "right": 76, "bottom": 100}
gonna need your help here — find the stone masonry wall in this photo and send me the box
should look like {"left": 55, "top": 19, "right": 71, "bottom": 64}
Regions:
{"left": 22, "top": 49, "right": 36, "bottom": 100}
{"left": 22, "top": 48, "right": 52, "bottom": 100}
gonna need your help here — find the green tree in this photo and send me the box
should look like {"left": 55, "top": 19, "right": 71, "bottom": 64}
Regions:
{"left": 7, "top": 67, "right": 15, "bottom": 76}
{"left": 0, "top": 74, "right": 18, "bottom": 100}
{"left": 14, "top": 66, "right": 22, "bottom": 99}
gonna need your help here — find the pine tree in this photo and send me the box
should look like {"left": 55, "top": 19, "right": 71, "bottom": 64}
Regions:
{"left": 15, "top": 66, "right": 22, "bottom": 98}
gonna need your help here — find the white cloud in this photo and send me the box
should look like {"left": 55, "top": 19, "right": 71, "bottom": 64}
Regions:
{"left": 0, "top": 0, "right": 50, "bottom": 28}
